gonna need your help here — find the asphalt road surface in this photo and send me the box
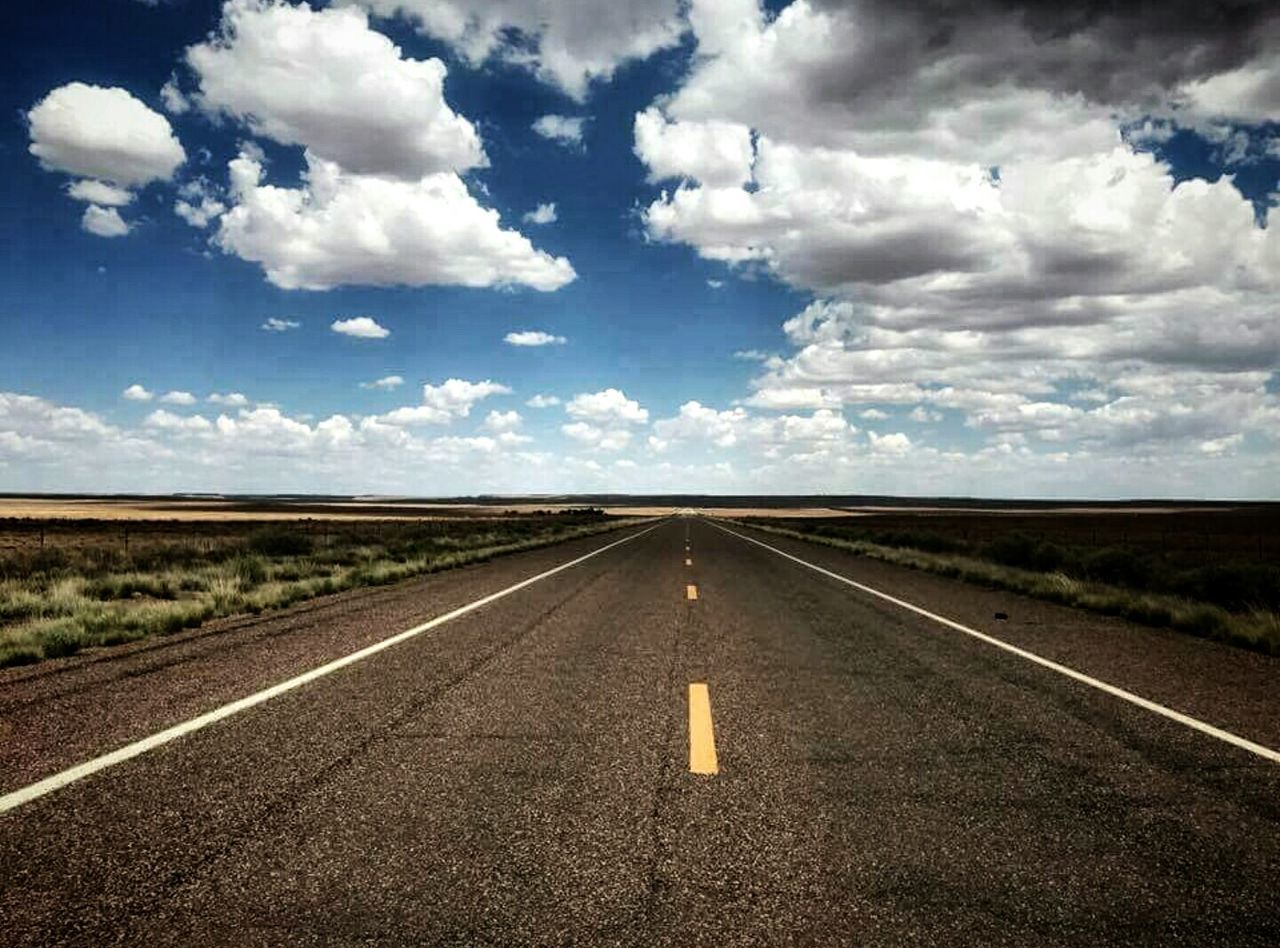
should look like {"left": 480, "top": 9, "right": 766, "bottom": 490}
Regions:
{"left": 2, "top": 517, "right": 1278, "bottom": 946}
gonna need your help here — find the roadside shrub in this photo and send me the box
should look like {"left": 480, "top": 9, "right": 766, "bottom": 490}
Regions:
{"left": 27, "top": 548, "right": 71, "bottom": 574}
{"left": 981, "top": 532, "right": 1036, "bottom": 568}
{"left": 128, "top": 602, "right": 209, "bottom": 637}
{"left": 41, "top": 623, "right": 85, "bottom": 659}
{"left": 1172, "top": 604, "right": 1231, "bottom": 640}
{"left": 94, "top": 625, "right": 142, "bottom": 647}
{"left": 1082, "top": 547, "right": 1152, "bottom": 588}
{"left": 981, "top": 533, "right": 1067, "bottom": 572}
{"left": 871, "top": 529, "right": 965, "bottom": 555}
{"left": 233, "top": 555, "right": 268, "bottom": 587}
{"left": 0, "top": 586, "right": 44, "bottom": 623}
{"left": 0, "top": 645, "right": 42, "bottom": 668}
{"left": 131, "top": 542, "right": 210, "bottom": 572}
{"left": 77, "top": 547, "right": 127, "bottom": 577}
{"left": 75, "top": 606, "right": 117, "bottom": 640}
{"left": 248, "top": 528, "right": 314, "bottom": 558}
{"left": 84, "top": 572, "right": 180, "bottom": 601}
{"left": 207, "top": 574, "right": 242, "bottom": 610}
{"left": 1173, "top": 562, "right": 1280, "bottom": 612}
{"left": 1121, "top": 600, "right": 1174, "bottom": 627}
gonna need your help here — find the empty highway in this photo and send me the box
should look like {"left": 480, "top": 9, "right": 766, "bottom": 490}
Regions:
{"left": 2, "top": 517, "right": 1278, "bottom": 945}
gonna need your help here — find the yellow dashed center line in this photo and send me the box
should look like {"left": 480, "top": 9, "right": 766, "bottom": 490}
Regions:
{"left": 688, "top": 683, "right": 719, "bottom": 775}
{"left": 686, "top": 584, "right": 698, "bottom": 600}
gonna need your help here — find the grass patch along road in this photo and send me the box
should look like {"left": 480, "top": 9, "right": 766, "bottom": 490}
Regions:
{"left": 732, "top": 518, "right": 1280, "bottom": 655}
{"left": 0, "top": 511, "right": 644, "bottom": 668}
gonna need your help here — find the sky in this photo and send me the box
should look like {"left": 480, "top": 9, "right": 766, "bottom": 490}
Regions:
{"left": 1, "top": 0, "right": 1278, "bottom": 498}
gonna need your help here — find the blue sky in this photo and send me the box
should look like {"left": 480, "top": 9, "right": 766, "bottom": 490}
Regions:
{"left": 2, "top": 0, "right": 1278, "bottom": 497}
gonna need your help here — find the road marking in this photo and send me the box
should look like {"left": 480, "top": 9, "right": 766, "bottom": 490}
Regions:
{"left": 688, "top": 683, "right": 719, "bottom": 774}
{"left": 685, "top": 558, "right": 693, "bottom": 566}
{"left": 0, "top": 522, "right": 665, "bottom": 815}
{"left": 711, "top": 521, "right": 1280, "bottom": 766}
{"left": 686, "top": 584, "right": 699, "bottom": 600}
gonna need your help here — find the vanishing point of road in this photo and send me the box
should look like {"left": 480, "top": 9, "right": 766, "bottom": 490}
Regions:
{"left": 2, "top": 516, "right": 1278, "bottom": 945}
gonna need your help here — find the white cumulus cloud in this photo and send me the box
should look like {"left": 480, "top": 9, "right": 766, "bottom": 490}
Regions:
{"left": 630, "top": 0, "right": 1280, "bottom": 480}
{"left": 332, "top": 316, "right": 390, "bottom": 339}
{"left": 67, "top": 180, "right": 133, "bottom": 207}
{"left": 868, "top": 431, "right": 912, "bottom": 456}
{"left": 215, "top": 149, "right": 576, "bottom": 292}
{"left": 175, "top": 193, "right": 227, "bottom": 229}
{"left": 160, "top": 77, "right": 190, "bottom": 114}
{"left": 652, "top": 401, "right": 748, "bottom": 448}
{"left": 181, "top": 2, "right": 574, "bottom": 293}
{"left": 121, "top": 384, "right": 153, "bottom": 402}
{"left": 82, "top": 205, "right": 131, "bottom": 238}
{"left": 565, "top": 388, "right": 649, "bottom": 424}
{"left": 28, "top": 82, "right": 185, "bottom": 188}
{"left": 422, "top": 378, "right": 510, "bottom": 416}
{"left": 361, "top": 375, "right": 405, "bottom": 390}
{"left": 355, "top": 0, "right": 686, "bottom": 100}
{"left": 187, "top": 0, "right": 484, "bottom": 179}
{"left": 375, "top": 405, "right": 453, "bottom": 426}
{"left": 262, "top": 317, "right": 301, "bottom": 332}
{"left": 483, "top": 409, "right": 522, "bottom": 432}
{"left": 523, "top": 202, "right": 558, "bottom": 225}
{"left": 504, "top": 330, "right": 566, "bottom": 347}
{"left": 145, "top": 409, "right": 213, "bottom": 433}
{"left": 634, "top": 108, "right": 754, "bottom": 188}
{"left": 561, "top": 421, "right": 633, "bottom": 452}
{"left": 375, "top": 378, "right": 511, "bottom": 426}
{"left": 532, "top": 114, "right": 585, "bottom": 147}
{"left": 208, "top": 392, "right": 250, "bottom": 407}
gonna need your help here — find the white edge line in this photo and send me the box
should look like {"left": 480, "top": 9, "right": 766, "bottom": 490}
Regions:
{"left": 0, "top": 521, "right": 665, "bottom": 815}
{"left": 710, "top": 520, "right": 1280, "bottom": 765}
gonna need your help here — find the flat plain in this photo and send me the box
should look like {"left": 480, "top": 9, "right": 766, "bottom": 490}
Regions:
{"left": 1, "top": 514, "right": 1277, "bottom": 945}
{"left": 0, "top": 506, "right": 636, "bottom": 667}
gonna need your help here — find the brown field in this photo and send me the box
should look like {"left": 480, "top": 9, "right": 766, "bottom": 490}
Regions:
{"left": 765, "top": 506, "right": 1279, "bottom": 566}
{"left": 3, "top": 496, "right": 1274, "bottom": 566}
{"left": 0, "top": 497, "right": 875, "bottom": 525}
{"left": 0, "top": 498, "right": 525, "bottom": 522}
{"left": 687, "top": 506, "right": 865, "bottom": 519}
{"left": 727, "top": 503, "right": 1280, "bottom": 653}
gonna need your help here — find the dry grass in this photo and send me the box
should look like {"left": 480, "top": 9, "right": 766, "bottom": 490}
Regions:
{"left": 733, "top": 520, "right": 1280, "bottom": 655}
{"left": 681, "top": 507, "right": 865, "bottom": 519}
{"left": 0, "top": 498, "right": 878, "bottom": 521}
{"left": 0, "top": 498, "right": 463, "bottom": 521}
{"left": 0, "top": 514, "right": 645, "bottom": 668}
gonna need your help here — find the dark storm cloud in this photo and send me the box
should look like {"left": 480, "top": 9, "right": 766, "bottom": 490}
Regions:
{"left": 808, "top": 0, "right": 1279, "bottom": 110}
{"left": 781, "top": 223, "right": 993, "bottom": 288}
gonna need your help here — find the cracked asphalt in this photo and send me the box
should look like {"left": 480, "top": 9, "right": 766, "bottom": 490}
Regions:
{"left": 2, "top": 516, "right": 1278, "bottom": 945}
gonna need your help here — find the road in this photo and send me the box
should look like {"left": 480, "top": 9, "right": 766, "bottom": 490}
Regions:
{"left": 2, "top": 517, "right": 1278, "bottom": 945}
